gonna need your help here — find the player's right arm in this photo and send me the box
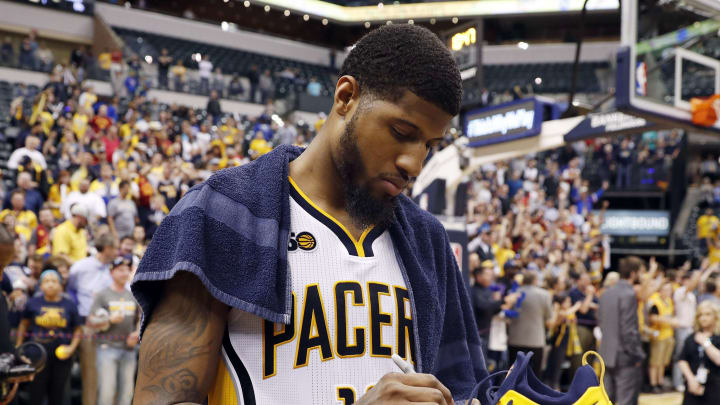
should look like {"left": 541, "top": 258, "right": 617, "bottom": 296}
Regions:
{"left": 134, "top": 272, "right": 229, "bottom": 405}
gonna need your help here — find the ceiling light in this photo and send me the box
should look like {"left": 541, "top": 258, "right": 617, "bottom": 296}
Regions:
{"left": 283, "top": 9, "right": 290, "bottom": 16}
{"left": 322, "top": 18, "right": 328, "bottom": 25}
{"left": 364, "top": 21, "right": 371, "bottom": 28}
{"left": 452, "top": 17, "right": 458, "bottom": 24}
{"left": 303, "top": 14, "right": 310, "bottom": 21}
{"left": 264, "top": 5, "right": 270, "bottom": 12}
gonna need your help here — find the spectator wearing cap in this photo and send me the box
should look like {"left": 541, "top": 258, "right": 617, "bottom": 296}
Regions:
{"left": 507, "top": 271, "right": 553, "bottom": 376}
{"left": 87, "top": 254, "right": 139, "bottom": 405}
{"left": 469, "top": 225, "right": 494, "bottom": 262}
{"left": 51, "top": 203, "right": 89, "bottom": 263}
{"left": 67, "top": 232, "right": 118, "bottom": 405}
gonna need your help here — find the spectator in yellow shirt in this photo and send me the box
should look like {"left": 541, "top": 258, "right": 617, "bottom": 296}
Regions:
{"left": 708, "top": 237, "right": 720, "bottom": 265}
{"left": 72, "top": 108, "right": 90, "bottom": 140}
{"left": 248, "top": 132, "right": 272, "bottom": 160}
{"left": 0, "top": 190, "right": 37, "bottom": 241}
{"left": 52, "top": 204, "right": 89, "bottom": 264}
{"left": 171, "top": 60, "right": 186, "bottom": 92}
{"left": 697, "top": 208, "right": 719, "bottom": 242}
{"left": 98, "top": 48, "right": 112, "bottom": 71}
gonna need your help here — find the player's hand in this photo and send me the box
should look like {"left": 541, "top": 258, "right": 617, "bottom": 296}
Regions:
{"left": 355, "top": 372, "right": 454, "bottom": 405}
{"left": 465, "top": 399, "right": 480, "bottom": 405}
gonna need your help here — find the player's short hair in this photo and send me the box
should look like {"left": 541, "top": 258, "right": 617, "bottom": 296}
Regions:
{"left": 340, "top": 24, "right": 462, "bottom": 116}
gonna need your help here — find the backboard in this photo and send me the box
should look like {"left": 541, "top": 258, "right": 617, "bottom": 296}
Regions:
{"left": 618, "top": 0, "right": 720, "bottom": 133}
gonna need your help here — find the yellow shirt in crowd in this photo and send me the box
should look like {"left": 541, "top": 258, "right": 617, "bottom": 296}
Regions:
{"left": 72, "top": 112, "right": 89, "bottom": 140}
{"left": 697, "top": 214, "right": 719, "bottom": 239}
{"left": 98, "top": 52, "right": 112, "bottom": 70}
{"left": 648, "top": 292, "right": 674, "bottom": 341}
{"left": 709, "top": 243, "right": 720, "bottom": 264}
{"left": 52, "top": 220, "right": 88, "bottom": 263}
{"left": 0, "top": 209, "right": 37, "bottom": 241}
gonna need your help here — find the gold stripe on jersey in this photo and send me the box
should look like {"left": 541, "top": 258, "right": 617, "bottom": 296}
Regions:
{"left": 208, "top": 359, "right": 239, "bottom": 405}
{"left": 288, "top": 176, "right": 376, "bottom": 257}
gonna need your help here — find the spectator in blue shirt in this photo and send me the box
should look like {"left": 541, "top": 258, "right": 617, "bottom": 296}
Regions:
{"left": 307, "top": 76, "right": 322, "bottom": 97}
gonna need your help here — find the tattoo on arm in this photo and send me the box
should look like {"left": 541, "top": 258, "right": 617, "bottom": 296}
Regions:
{"left": 142, "top": 369, "right": 203, "bottom": 405}
{"left": 135, "top": 272, "right": 228, "bottom": 404}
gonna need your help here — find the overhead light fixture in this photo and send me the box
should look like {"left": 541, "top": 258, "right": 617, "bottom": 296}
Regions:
{"left": 264, "top": 5, "right": 270, "bottom": 12}
{"left": 430, "top": 18, "right": 436, "bottom": 24}
{"left": 452, "top": 17, "right": 459, "bottom": 24}
{"left": 303, "top": 14, "right": 310, "bottom": 21}
{"left": 517, "top": 41, "right": 529, "bottom": 50}
{"left": 408, "top": 19, "right": 414, "bottom": 24}
{"left": 364, "top": 21, "right": 371, "bottom": 28}
{"left": 283, "top": 9, "right": 290, "bottom": 16}
{"left": 243, "top": 0, "right": 250, "bottom": 7}
{"left": 322, "top": 18, "right": 328, "bottom": 25}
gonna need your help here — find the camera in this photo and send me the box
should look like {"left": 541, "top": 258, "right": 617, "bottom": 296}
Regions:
{"left": 0, "top": 342, "right": 47, "bottom": 382}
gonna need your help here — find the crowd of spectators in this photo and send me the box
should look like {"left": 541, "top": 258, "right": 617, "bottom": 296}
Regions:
{"left": 465, "top": 140, "right": 720, "bottom": 403}
{"left": 0, "top": 39, "right": 324, "bottom": 401}
{"left": 0, "top": 35, "right": 717, "bottom": 405}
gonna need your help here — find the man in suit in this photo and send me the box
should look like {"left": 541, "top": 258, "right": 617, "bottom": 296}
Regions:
{"left": 598, "top": 256, "right": 646, "bottom": 405}
{"left": 507, "top": 271, "right": 552, "bottom": 376}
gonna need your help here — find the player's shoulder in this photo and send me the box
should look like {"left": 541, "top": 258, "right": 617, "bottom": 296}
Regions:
{"left": 394, "top": 194, "right": 447, "bottom": 238}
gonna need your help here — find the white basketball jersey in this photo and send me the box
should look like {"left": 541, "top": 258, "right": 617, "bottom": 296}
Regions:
{"left": 208, "top": 177, "right": 416, "bottom": 405}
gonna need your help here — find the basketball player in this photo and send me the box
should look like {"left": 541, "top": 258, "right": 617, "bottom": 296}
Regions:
{"left": 132, "top": 25, "right": 485, "bottom": 405}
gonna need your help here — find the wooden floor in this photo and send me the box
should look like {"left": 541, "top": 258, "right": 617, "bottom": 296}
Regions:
{"left": 638, "top": 392, "right": 682, "bottom": 405}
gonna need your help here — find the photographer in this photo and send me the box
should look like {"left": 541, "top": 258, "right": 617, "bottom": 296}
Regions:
{"left": 0, "top": 224, "right": 36, "bottom": 404}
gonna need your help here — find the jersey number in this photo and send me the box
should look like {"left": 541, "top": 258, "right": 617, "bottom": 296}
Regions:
{"left": 336, "top": 385, "right": 374, "bottom": 405}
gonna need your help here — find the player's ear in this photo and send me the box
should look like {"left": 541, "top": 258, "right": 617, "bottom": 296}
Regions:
{"left": 333, "top": 75, "right": 360, "bottom": 118}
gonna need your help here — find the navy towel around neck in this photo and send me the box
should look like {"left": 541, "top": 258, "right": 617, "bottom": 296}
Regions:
{"left": 131, "top": 144, "right": 487, "bottom": 401}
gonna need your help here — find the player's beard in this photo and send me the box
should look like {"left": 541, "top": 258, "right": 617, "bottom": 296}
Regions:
{"left": 335, "top": 112, "right": 397, "bottom": 230}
